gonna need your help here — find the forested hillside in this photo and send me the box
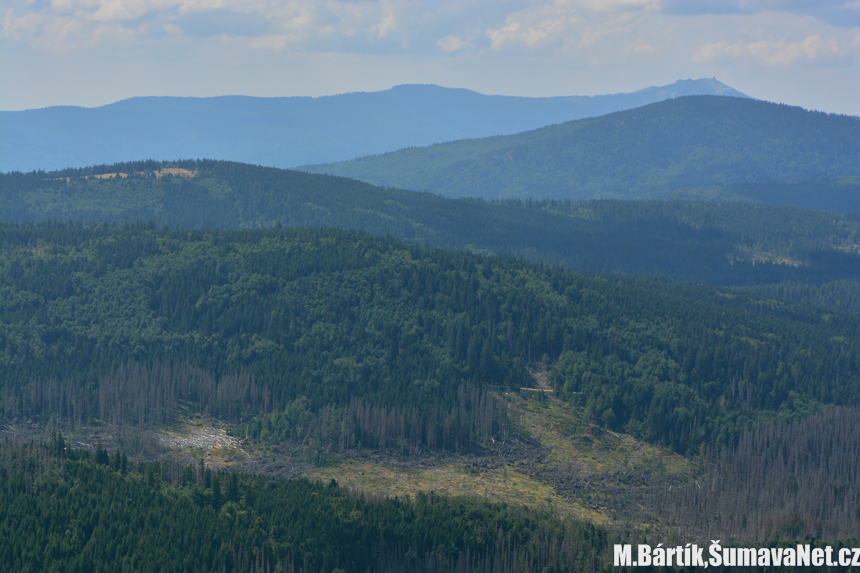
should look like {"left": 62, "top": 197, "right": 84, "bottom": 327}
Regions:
{"left": 1, "top": 223, "right": 859, "bottom": 456}
{"left": 658, "top": 177, "right": 860, "bottom": 214}
{"left": 4, "top": 155, "right": 860, "bottom": 554}
{"left": 0, "top": 439, "right": 609, "bottom": 572}
{"left": 3, "top": 161, "right": 860, "bottom": 292}
{"left": 0, "top": 78, "right": 745, "bottom": 173}
{"left": 3, "top": 176, "right": 860, "bottom": 554}
{"left": 302, "top": 96, "right": 860, "bottom": 202}
{"left": 4, "top": 433, "right": 854, "bottom": 571}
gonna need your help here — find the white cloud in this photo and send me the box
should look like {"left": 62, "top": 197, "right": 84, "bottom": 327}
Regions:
{"left": 248, "top": 33, "right": 288, "bottom": 50}
{"left": 2, "top": 0, "right": 859, "bottom": 115}
{"left": 2, "top": 9, "right": 47, "bottom": 40}
{"left": 369, "top": 11, "right": 396, "bottom": 39}
{"left": 695, "top": 34, "right": 845, "bottom": 65}
{"left": 624, "top": 42, "right": 658, "bottom": 55}
{"left": 437, "top": 34, "right": 469, "bottom": 52}
{"left": 660, "top": 0, "right": 860, "bottom": 28}
{"left": 660, "top": 0, "right": 848, "bottom": 15}
{"left": 48, "top": 0, "right": 229, "bottom": 20}
{"left": 568, "top": 0, "right": 657, "bottom": 12}
{"left": 486, "top": 7, "right": 577, "bottom": 51}
{"left": 4, "top": 0, "right": 854, "bottom": 73}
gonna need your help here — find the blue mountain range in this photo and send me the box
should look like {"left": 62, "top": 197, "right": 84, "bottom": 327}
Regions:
{"left": 1, "top": 78, "right": 747, "bottom": 173}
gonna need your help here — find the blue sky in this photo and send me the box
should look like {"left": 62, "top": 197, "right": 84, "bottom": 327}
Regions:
{"left": 1, "top": 0, "right": 858, "bottom": 114}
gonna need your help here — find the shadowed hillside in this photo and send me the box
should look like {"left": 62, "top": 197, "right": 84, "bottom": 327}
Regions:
{"left": 302, "top": 96, "right": 860, "bottom": 203}
{"left": 3, "top": 160, "right": 860, "bottom": 292}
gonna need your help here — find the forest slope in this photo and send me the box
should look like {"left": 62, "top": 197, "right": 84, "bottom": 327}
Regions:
{"left": 3, "top": 160, "right": 860, "bottom": 292}
{"left": 1, "top": 223, "right": 858, "bottom": 456}
{"left": 3, "top": 224, "right": 860, "bottom": 548}
{"left": 0, "top": 440, "right": 610, "bottom": 573}
{"left": 301, "top": 96, "right": 860, "bottom": 202}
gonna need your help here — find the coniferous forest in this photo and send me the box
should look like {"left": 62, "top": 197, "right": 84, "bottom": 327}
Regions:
{"left": 1, "top": 222, "right": 858, "bottom": 454}
{"left": 0, "top": 215, "right": 859, "bottom": 570}
{"left": 0, "top": 438, "right": 608, "bottom": 573}
{"left": 3, "top": 160, "right": 860, "bottom": 293}
{"left": 1, "top": 95, "right": 859, "bottom": 570}
{"left": 302, "top": 96, "right": 860, "bottom": 201}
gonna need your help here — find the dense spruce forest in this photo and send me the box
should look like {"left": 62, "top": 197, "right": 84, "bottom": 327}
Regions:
{"left": 3, "top": 160, "right": 860, "bottom": 295}
{"left": 0, "top": 439, "right": 609, "bottom": 573}
{"left": 302, "top": 96, "right": 860, "bottom": 202}
{"left": 3, "top": 143, "right": 860, "bottom": 562}
{"left": 1, "top": 222, "right": 859, "bottom": 457}
{"left": 5, "top": 436, "right": 855, "bottom": 572}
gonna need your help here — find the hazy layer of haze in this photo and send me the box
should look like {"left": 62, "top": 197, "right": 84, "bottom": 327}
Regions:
{"left": 1, "top": 0, "right": 858, "bottom": 115}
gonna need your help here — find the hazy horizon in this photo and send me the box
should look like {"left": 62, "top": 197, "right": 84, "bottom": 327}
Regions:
{"left": 1, "top": 1, "right": 858, "bottom": 116}
{"left": 3, "top": 77, "right": 749, "bottom": 112}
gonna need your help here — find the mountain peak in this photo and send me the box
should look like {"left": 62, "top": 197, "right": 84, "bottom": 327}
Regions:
{"left": 635, "top": 78, "right": 750, "bottom": 99}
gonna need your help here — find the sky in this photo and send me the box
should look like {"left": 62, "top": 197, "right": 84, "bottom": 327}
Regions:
{"left": 1, "top": 0, "right": 858, "bottom": 115}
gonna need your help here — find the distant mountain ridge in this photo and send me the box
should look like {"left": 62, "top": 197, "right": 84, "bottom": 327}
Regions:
{"left": 302, "top": 96, "right": 860, "bottom": 202}
{"left": 0, "top": 78, "right": 746, "bottom": 173}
